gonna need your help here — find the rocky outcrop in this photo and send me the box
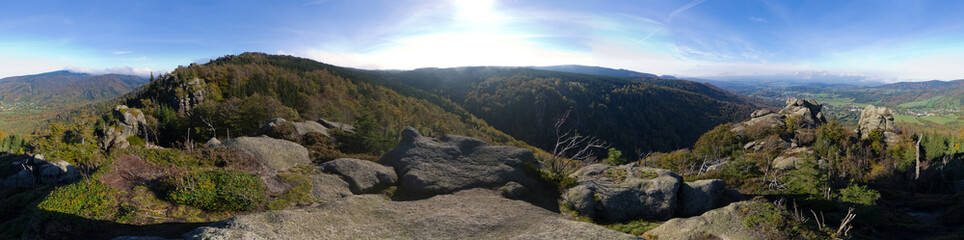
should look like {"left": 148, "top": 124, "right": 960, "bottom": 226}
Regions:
{"left": 645, "top": 201, "right": 766, "bottom": 240}
{"left": 319, "top": 158, "right": 397, "bottom": 194}
{"left": 379, "top": 127, "right": 542, "bottom": 199}
{"left": 2, "top": 154, "right": 80, "bottom": 188}
{"left": 856, "top": 105, "right": 901, "bottom": 145}
{"left": 564, "top": 163, "right": 683, "bottom": 221}
{"left": 780, "top": 98, "right": 827, "bottom": 128}
{"left": 319, "top": 118, "right": 356, "bottom": 134}
{"left": 678, "top": 179, "right": 726, "bottom": 217}
{"left": 732, "top": 98, "right": 827, "bottom": 135}
{"left": 156, "top": 75, "right": 206, "bottom": 114}
{"left": 101, "top": 105, "right": 148, "bottom": 150}
{"left": 183, "top": 189, "right": 640, "bottom": 240}
{"left": 221, "top": 136, "right": 310, "bottom": 174}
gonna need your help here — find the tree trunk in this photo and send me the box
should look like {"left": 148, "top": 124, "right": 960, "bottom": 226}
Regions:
{"left": 916, "top": 133, "right": 923, "bottom": 180}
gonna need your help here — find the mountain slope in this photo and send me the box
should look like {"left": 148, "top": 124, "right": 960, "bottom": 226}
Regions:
{"left": 0, "top": 71, "right": 146, "bottom": 103}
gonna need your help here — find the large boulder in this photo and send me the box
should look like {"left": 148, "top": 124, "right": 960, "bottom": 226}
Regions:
{"left": 564, "top": 163, "right": 683, "bottom": 221}
{"left": 772, "top": 147, "right": 815, "bottom": 171}
{"left": 2, "top": 155, "right": 80, "bottom": 188}
{"left": 263, "top": 118, "right": 331, "bottom": 138}
{"left": 183, "top": 189, "right": 640, "bottom": 240}
{"left": 320, "top": 158, "right": 397, "bottom": 194}
{"left": 645, "top": 201, "right": 766, "bottom": 240}
{"left": 678, "top": 179, "right": 726, "bottom": 217}
{"left": 292, "top": 121, "right": 329, "bottom": 137}
{"left": 309, "top": 173, "right": 354, "bottom": 203}
{"left": 318, "top": 118, "right": 356, "bottom": 134}
{"left": 379, "top": 127, "right": 542, "bottom": 199}
{"left": 221, "top": 136, "right": 310, "bottom": 174}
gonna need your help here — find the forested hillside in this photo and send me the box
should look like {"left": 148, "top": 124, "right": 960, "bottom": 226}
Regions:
{"left": 360, "top": 66, "right": 764, "bottom": 155}
{"left": 0, "top": 71, "right": 147, "bottom": 134}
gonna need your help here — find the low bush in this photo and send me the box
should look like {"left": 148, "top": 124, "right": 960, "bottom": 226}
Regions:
{"left": 156, "top": 169, "right": 266, "bottom": 212}
{"left": 37, "top": 179, "right": 118, "bottom": 220}
{"left": 839, "top": 183, "right": 880, "bottom": 206}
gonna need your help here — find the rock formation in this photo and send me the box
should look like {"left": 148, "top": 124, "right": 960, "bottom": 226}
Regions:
{"left": 780, "top": 98, "right": 827, "bottom": 128}
{"left": 2, "top": 154, "right": 80, "bottom": 188}
{"left": 156, "top": 75, "right": 207, "bottom": 114}
{"left": 183, "top": 189, "right": 640, "bottom": 240}
{"left": 319, "top": 158, "right": 397, "bottom": 194}
{"left": 732, "top": 98, "right": 827, "bottom": 135}
{"left": 379, "top": 127, "right": 543, "bottom": 199}
{"left": 856, "top": 105, "right": 901, "bottom": 145}
{"left": 564, "top": 163, "right": 683, "bottom": 221}
{"left": 564, "top": 163, "right": 730, "bottom": 221}
{"left": 101, "top": 105, "right": 148, "bottom": 150}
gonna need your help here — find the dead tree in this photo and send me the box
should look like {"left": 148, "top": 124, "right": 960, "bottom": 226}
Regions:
{"left": 546, "top": 110, "right": 610, "bottom": 175}
{"left": 916, "top": 133, "right": 923, "bottom": 180}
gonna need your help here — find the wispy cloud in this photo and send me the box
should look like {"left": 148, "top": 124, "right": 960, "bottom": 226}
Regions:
{"left": 112, "top": 51, "right": 132, "bottom": 55}
{"left": 668, "top": 0, "right": 708, "bottom": 20}
{"left": 749, "top": 17, "right": 767, "bottom": 23}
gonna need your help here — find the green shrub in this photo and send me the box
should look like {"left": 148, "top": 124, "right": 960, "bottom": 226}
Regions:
{"left": 126, "top": 135, "right": 146, "bottom": 147}
{"left": 122, "top": 148, "right": 199, "bottom": 167}
{"left": 157, "top": 170, "right": 266, "bottom": 212}
{"left": 605, "top": 148, "right": 625, "bottom": 166}
{"left": 37, "top": 179, "right": 118, "bottom": 220}
{"left": 737, "top": 202, "right": 825, "bottom": 239}
{"left": 839, "top": 183, "right": 880, "bottom": 206}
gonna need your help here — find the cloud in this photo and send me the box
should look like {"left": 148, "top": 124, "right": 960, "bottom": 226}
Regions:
{"left": 65, "top": 66, "right": 157, "bottom": 77}
{"left": 749, "top": 17, "right": 767, "bottom": 23}
{"left": 112, "top": 51, "right": 132, "bottom": 55}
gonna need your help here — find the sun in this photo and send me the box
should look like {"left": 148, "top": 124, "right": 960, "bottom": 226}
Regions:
{"left": 455, "top": 0, "right": 497, "bottom": 23}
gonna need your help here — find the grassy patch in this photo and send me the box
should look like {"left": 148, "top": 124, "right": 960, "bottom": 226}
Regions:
{"left": 268, "top": 169, "right": 318, "bottom": 210}
{"left": 602, "top": 219, "right": 661, "bottom": 236}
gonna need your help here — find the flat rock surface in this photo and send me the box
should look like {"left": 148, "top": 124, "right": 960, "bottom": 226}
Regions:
{"left": 185, "top": 189, "right": 640, "bottom": 240}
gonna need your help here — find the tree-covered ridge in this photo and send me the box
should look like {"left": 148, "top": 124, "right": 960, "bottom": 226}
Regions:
{"left": 351, "top": 65, "right": 763, "bottom": 155}
{"left": 128, "top": 52, "right": 527, "bottom": 153}
{"left": 461, "top": 75, "right": 757, "bottom": 154}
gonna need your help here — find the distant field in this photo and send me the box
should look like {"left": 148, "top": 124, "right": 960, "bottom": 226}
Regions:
{"left": 897, "top": 96, "right": 946, "bottom": 109}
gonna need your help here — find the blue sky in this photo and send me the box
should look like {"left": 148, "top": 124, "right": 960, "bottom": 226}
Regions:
{"left": 1, "top": 0, "right": 963, "bottom": 82}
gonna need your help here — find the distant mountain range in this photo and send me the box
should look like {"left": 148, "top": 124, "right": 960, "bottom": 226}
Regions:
{"left": 0, "top": 70, "right": 147, "bottom": 104}
{"left": 0, "top": 70, "right": 147, "bottom": 134}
